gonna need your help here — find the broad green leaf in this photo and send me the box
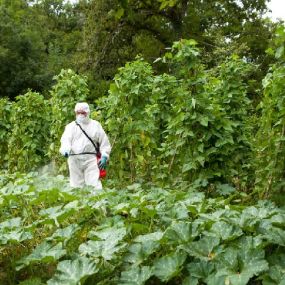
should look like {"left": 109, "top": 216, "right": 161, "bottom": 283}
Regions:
{"left": 17, "top": 242, "right": 66, "bottom": 270}
{"left": 263, "top": 265, "right": 285, "bottom": 285}
{"left": 89, "top": 226, "right": 127, "bottom": 243}
{"left": 216, "top": 184, "right": 236, "bottom": 196}
{"left": 262, "top": 227, "right": 285, "bottom": 246}
{"left": 187, "top": 260, "right": 215, "bottom": 279}
{"left": 182, "top": 276, "right": 199, "bottom": 285}
{"left": 153, "top": 251, "right": 187, "bottom": 282}
{"left": 180, "top": 236, "right": 220, "bottom": 260}
{"left": 134, "top": 231, "right": 164, "bottom": 243}
{"left": 0, "top": 229, "right": 33, "bottom": 245}
{"left": 63, "top": 200, "right": 79, "bottom": 210}
{"left": 263, "top": 253, "right": 285, "bottom": 284}
{"left": 39, "top": 205, "right": 76, "bottom": 226}
{"left": 124, "top": 241, "right": 160, "bottom": 265}
{"left": 79, "top": 239, "right": 126, "bottom": 260}
{"left": 47, "top": 224, "right": 80, "bottom": 242}
{"left": 164, "top": 221, "right": 199, "bottom": 244}
{"left": 211, "top": 243, "right": 268, "bottom": 285}
{"left": 209, "top": 221, "right": 242, "bottom": 241}
{"left": 270, "top": 213, "right": 285, "bottom": 226}
{"left": 47, "top": 257, "right": 98, "bottom": 285}
{"left": 200, "top": 117, "right": 209, "bottom": 126}
{"left": 275, "top": 46, "right": 284, "bottom": 59}
{"left": 114, "top": 8, "right": 124, "bottom": 20}
{"left": 0, "top": 217, "right": 22, "bottom": 230}
{"left": 119, "top": 266, "right": 152, "bottom": 285}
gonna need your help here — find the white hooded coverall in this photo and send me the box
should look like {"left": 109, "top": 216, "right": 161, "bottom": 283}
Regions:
{"left": 60, "top": 116, "right": 111, "bottom": 190}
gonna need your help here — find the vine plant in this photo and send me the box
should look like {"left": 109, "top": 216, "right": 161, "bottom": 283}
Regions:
{"left": 48, "top": 69, "right": 89, "bottom": 172}
{"left": 7, "top": 91, "right": 50, "bottom": 172}
{"left": 254, "top": 26, "right": 285, "bottom": 199}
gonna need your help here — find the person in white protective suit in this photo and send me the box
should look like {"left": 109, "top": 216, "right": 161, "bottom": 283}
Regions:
{"left": 59, "top": 102, "right": 111, "bottom": 190}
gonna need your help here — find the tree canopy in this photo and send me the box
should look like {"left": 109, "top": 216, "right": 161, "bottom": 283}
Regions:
{"left": 0, "top": 0, "right": 279, "bottom": 100}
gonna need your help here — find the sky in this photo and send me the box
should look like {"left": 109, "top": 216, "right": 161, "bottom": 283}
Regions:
{"left": 266, "top": 0, "right": 285, "bottom": 21}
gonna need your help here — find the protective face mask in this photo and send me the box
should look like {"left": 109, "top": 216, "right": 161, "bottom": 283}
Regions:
{"left": 76, "top": 114, "right": 89, "bottom": 124}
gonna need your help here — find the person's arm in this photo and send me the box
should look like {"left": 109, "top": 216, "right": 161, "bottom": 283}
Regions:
{"left": 59, "top": 124, "right": 73, "bottom": 157}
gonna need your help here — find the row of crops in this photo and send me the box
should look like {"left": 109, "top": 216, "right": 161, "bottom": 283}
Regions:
{"left": 1, "top": 30, "right": 285, "bottom": 284}
{"left": 0, "top": 172, "right": 284, "bottom": 284}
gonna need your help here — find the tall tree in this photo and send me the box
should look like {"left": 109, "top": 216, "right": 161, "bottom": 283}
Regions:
{"left": 0, "top": 0, "right": 47, "bottom": 99}
{"left": 81, "top": 0, "right": 273, "bottom": 98}
{"left": 0, "top": 0, "right": 85, "bottom": 99}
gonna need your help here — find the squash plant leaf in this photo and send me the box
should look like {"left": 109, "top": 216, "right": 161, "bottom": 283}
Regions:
{"left": 0, "top": 217, "right": 22, "bottom": 230}
{"left": 124, "top": 240, "right": 160, "bottom": 265}
{"left": 262, "top": 227, "right": 285, "bottom": 247}
{"left": 209, "top": 244, "right": 268, "bottom": 285}
{"left": 209, "top": 221, "right": 243, "bottom": 241}
{"left": 134, "top": 231, "right": 164, "bottom": 243}
{"left": 79, "top": 239, "right": 127, "bottom": 261}
{"left": 119, "top": 266, "right": 152, "bottom": 285}
{"left": 180, "top": 236, "right": 220, "bottom": 260}
{"left": 17, "top": 242, "right": 66, "bottom": 270}
{"left": 187, "top": 259, "right": 215, "bottom": 279}
{"left": 47, "top": 257, "right": 98, "bottom": 285}
{"left": 182, "top": 276, "right": 199, "bottom": 285}
{"left": 164, "top": 221, "right": 200, "bottom": 244}
{"left": 88, "top": 226, "right": 127, "bottom": 243}
{"left": 46, "top": 224, "right": 80, "bottom": 243}
{"left": 262, "top": 253, "right": 285, "bottom": 284}
{"left": 0, "top": 229, "right": 33, "bottom": 245}
{"left": 153, "top": 251, "right": 187, "bottom": 282}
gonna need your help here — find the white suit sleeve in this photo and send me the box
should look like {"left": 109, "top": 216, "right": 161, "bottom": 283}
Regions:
{"left": 97, "top": 124, "right": 111, "bottom": 159}
{"left": 59, "top": 124, "right": 73, "bottom": 155}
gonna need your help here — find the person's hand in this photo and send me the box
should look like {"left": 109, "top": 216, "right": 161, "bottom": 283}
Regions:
{"left": 60, "top": 149, "right": 70, "bottom": 158}
{"left": 98, "top": 155, "right": 108, "bottom": 170}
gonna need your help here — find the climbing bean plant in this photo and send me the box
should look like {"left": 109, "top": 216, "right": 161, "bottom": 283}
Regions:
{"left": 0, "top": 98, "right": 12, "bottom": 169}
{"left": 7, "top": 91, "right": 50, "bottom": 172}
{"left": 48, "top": 69, "right": 89, "bottom": 172}
{"left": 254, "top": 26, "right": 285, "bottom": 200}
{"left": 100, "top": 40, "right": 254, "bottom": 190}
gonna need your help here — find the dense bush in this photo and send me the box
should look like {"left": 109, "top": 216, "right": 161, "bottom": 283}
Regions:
{"left": 0, "top": 98, "right": 12, "bottom": 169}
{"left": 100, "top": 40, "right": 254, "bottom": 191}
{"left": 254, "top": 26, "right": 285, "bottom": 200}
{"left": 7, "top": 91, "right": 50, "bottom": 172}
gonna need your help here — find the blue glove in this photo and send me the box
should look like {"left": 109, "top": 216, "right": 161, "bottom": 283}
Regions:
{"left": 60, "top": 149, "right": 70, "bottom": 158}
{"left": 98, "top": 155, "right": 108, "bottom": 170}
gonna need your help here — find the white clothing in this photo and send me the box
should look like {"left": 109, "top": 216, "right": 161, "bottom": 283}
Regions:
{"left": 60, "top": 119, "right": 111, "bottom": 189}
{"left": 68, "top": 154, "right": 102, "bottom": 189}
{"left": 74, "top": 102, "right": 90, "bottom": 113}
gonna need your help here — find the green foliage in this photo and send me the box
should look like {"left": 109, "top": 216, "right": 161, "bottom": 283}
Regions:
{"left": 0, "top": 172, "right": 284, "bottom": 284}
{"left": 81, "top": 0, "right": 272, "bottom": 98}
{"left": 254, "top": 26, "right": 285, "bottom": 200}
{"left": 0, "top": 0, "right": 275, "bottom": 101}
{"left": 0, "top": 0, "right": 47, "bottom": 99}
{"left": 101, "top": 40, "right": 254, "bottom": 189}
{"left": 7, "top": 91, "right": 50, "bottom": 172}
{"left": 0, "top": 98, "right": 12, "bottom": 168}
{"left": 101, "top": 58, "right": 158, "bottom": 181}
{"left": 0, "top": 0, "right": 85, "bottom": 100}
{"left": 48, "top": 69, "right": 88, "bottom": 172}
{"left": 47, "top": 257, "right": 98, "bottom": 285}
